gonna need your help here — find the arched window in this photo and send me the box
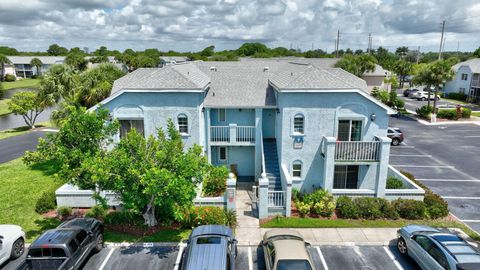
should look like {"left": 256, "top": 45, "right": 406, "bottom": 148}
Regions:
{"left": 293, "top": 114, "right": 304, "bottom": 134}
{"left": 178, "top": 114, "right": 188, "bottom": 134}
{"left": 292, "top": 160, "right": 302, "bottom": 178}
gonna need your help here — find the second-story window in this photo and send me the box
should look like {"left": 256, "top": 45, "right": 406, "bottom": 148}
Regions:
{"left": 119, "top": 119, "right": 144, "bottom": 138}
{"left": 293, "top": 114, "right": 304, "bottom": 134}
{"left": 178, "top": 114, "right": 188, "bottom": 134}
{"left": 292, "top": 160, "right": 302, "bottom": 178}
{"left": 338, "top": 120, "right": 362, "bottom": 141}
{"left": 461, "top": 73, "right": 468, "bottom": 80}
{"left": 218, "top": 109, "right": 226, "bottom": 122}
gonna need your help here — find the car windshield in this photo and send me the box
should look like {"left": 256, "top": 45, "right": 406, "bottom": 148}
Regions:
{"left": 196, "top": 236, "right": 222, "bottom": 244}
{"left": 268, "top": 235, "right": 304, "bottom": 242}
{"left": 277, "top": 260, "right": 313, "bottom": 270}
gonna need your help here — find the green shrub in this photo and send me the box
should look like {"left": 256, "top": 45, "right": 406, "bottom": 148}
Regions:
{"left": 178, "top": 206, "right": 232, "bottom": 228}
{"left": 416, "top": 105, "right": 433, "bottom": 119}
{"left": 57, "top": 207, "right": 72, "bottom": 217}
{"left": 424, "top": 192, "right": 449, "bottom": 219}
{"left": 202, "top": 166, "right": 229, "bottom": 197}
{"left": 295, "top": 201, "right": 312, "bottom": 217}
{"left": 85, "top": 205, "right": 107, "bottom": 219}
{"left": 462, "top": 108, "right": 472, "bottom": 118}
{"left": 4, "top": 74, "right": 16, "bottom": 82}
{"left": 224, "top": 209, "right": 237, "bottom": 228}
{"left": 379, "top": 200, "right": 400, "bottom": 219}
{"left": 104, "top": 211, "right": 144, "bottom": 226}
{"left": 447, "top": 92, "right": 467, "bottom": 101}
{"left": 386, "top": 177, "right": 404, "bottom": 189}
{"left": 292, "top": 188, "right": 301, "bottom": 202}
{"left": 393, "top": 199, "right": 426, "bottom": 219}
{"left": 301, "top": 189, "right": 335, "bottom": 217}
{"left": 336, "top": 196, "right": 359, "bottom": 219}
{"left": 354, "top": 198, "right": 383, "bottom": 220}
{"left": 35, "top": 189, "right": 57, "bottom": 214}
{"left": 437, "top": 109, "right": 457, "bottom": 120}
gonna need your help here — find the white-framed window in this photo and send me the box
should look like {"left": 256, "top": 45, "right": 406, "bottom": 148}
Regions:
{"left": 293, "top": 114, "right": 304, "bottom": 134}
{"left": 119, "top": 119, "right": 144, "bottom": 138}
{"left": 461, "top": 73, "right": 468, "bottom": 80}
{"left": 218, "top": 147, "right": 228, "bottom": 162}
{"left": 177, "top": 114, "right": 188, "bottom": 134}
{"left": 459, "top": 88, "right": 466, "bottom": 94}
{"left": 292, "top": 160, "right": 302, "bottom": 178}
{"left": 333, "top": 165, "right": 359, "bottom": 189}
{"left": 218, "top": 109, "right": 226, "bottom": 122}
{"left": 337, "top": 119, "right": 362, "bottom": 141}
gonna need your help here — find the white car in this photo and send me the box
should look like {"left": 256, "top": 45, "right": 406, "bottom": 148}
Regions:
{"left": 414, "top": 91, "right": 440, "bottom": 101}
{"left": 0, "top": 225, "right": 25, "bottom": 265}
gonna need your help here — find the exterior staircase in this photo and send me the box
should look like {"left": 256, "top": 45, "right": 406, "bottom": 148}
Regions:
{"left": 263, "top": 139, "right": 282, "bottom": 191}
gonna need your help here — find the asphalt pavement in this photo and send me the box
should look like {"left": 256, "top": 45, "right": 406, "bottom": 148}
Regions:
{"left": 0, "top": 131, "right": 48, "bottom": 163}
{"left": 0, "top": 243, "right": 422, "bottom": 270}
{"left": 389, "top": 115, "right": 480, "bottom": 233}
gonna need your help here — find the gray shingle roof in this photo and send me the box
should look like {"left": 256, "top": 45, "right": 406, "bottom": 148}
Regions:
{"left": 111, "top": 64, "right": 210, "bottom": 93}
{"left": 6, "top": 56, "right": 65, "bottom": 65}
{"left": 110, "top": 60, "right": 369, "bottom": 107}
{"left": 453, "top": 58, "right": 480, "bottom": 73}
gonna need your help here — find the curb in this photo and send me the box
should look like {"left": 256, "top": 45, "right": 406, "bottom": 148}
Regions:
{"left": 402, "top": 110, "right": 480, "bottom": 126}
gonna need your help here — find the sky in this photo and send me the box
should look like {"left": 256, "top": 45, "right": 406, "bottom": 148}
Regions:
{"left": 0, "top": 0, "right": 479, "bottom": 53}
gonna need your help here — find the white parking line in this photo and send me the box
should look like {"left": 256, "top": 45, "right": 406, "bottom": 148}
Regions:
{"left": 390, "top": 154, "right": 432, "bottom": 157}
{"left": 383, "top": 246, "right": 404, "bottom": 270}
{"left": 443, "top": 196, "right": 480, "bottom": 200}
{"left": 461, "top": 220, "right": 480, "bottom": 223}
{"left": 98, "top": 247, "right": 115, "bottom": 270}
{"left": 391, "top": 165, "right": 455, "bottom": 169}
{"left": 248, "top": 246, "right": 253, "bottom": 270}
{"left": 174, "top": 243, "right": 186, "bottom": 270}
{"left": 316, "top": 246, "right": 329, "bottom": 270}
{"left": 417, "top": 179, "right": 480, "bottom": 182}
{"left": 392, "top": 146, "right": 415, "bottom": 148}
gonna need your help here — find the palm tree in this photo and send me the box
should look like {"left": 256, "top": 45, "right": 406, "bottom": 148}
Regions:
{"left": 30, "top": 58, "right": 43, "bottom": 77}
{"left": 393, "top": 60, "right": 412, "bottom": 88}
{"left": 0, "top": 54, "right": 11, "bottom": 81}
{"left": 335, "top": 54, "right": 377, "bottom": 78}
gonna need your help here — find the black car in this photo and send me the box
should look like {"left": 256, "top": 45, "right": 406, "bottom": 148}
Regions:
{"left": 16, "top": 218, "right": 104, "bottom": 270}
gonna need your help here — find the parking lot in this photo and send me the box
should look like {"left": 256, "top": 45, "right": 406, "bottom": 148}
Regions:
{"left": 1, "top": 243, "right": 421, "bottom": 270}
{"left": 389, "top": 115, "right": 480, "bottom": 233}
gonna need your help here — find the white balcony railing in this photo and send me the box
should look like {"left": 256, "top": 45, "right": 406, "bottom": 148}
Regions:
{"left": 210, "top": 125, "right": 255, "bottom": 144}
{"left": 210, "top": 126, "right": 230, "bottom": 142}
{"left": 268, "top": 191, "right": 286, "bottom": 208}
{"left": 335, "top": 141, "right": 380, "bottom": 161}
{"left": 236, "top": 126, "right": 255, "bottom": 143}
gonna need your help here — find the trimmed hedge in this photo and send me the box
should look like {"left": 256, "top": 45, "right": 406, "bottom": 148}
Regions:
{"left": 336, "top": 196, "right": 359, "bottom": 219}
{"left": 35, "top": 189, "right": 57, "bottom": 214}
{"left": 447, "top": 92, "right": 467, "bottom": 101}
{"left": 386, "top": 176, "right": 404, "bottom": 189}
{"left": 393, "top": 199, "right": 426, "bottom": 219}
{"left": 437, "top": 109, "right": 457, "bottom": 120}
{"left": 177, "top": 206, "right": 237, "bottom": 228}
{"left": 462, "top": 108, "right": 472, "bottom": 118}
{"left": 416, "top": 105, "right": 433, "bottom": 119}
{"left": 294, "top": 189, "right": 336, "bottom": 218}
{"left": 4, "top": 74, "right": 16, "bottom": 82}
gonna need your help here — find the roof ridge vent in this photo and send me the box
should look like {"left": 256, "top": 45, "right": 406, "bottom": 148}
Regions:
{"left": 210, "top": 66, "right": 217, "bottom": 71}
{"left": 263, "top": 66, "right": 269, "bottom": 72}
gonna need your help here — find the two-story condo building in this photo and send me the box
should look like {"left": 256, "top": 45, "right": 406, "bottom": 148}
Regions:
{"left": 93, "top": 60, "right": 424, "bottom": 218}
{"left": 444, "top": 58, "right": 480, "bottom": 102}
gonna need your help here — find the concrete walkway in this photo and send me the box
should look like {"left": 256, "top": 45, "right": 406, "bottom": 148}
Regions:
{"left": 235, "top": 183, "right": 261, "bottom": 246}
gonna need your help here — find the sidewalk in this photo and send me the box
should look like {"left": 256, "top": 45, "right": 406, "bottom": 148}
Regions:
{"left": 404, "top": 109, "right": 480, "bottom": 126}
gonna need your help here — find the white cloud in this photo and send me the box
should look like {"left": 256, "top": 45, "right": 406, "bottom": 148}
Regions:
{"left": 0, "top": 0, "right": 478, "bottom": 52}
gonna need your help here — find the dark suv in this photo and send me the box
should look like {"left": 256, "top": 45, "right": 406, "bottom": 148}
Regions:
{"left": 17, "top": 218, "right": 104, "bottom": 270}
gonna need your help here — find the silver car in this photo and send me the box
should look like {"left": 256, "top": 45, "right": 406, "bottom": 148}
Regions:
{"left": 397, "top": 225, "right": 480, "bottom": 270}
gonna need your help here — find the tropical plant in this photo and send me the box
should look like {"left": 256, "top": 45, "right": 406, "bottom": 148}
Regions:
{"left": 0, "top": 53, "right": 11, "bottom": 81}
{"left": 65, "top": 52, "right": 88, "bottom": 71}
{"left": 30, "top": 58, "right": 43, "bottom": 76}
{"left": 335, "top": 54, "right": 377, "bottom": 77}
{"left": 392, "top": 60, "right": 412, "bottom": 88}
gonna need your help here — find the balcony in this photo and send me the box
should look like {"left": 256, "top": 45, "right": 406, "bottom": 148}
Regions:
{"left": 210, "top": 124, "right": 255, "bottom": 145}
{"left": 334, "top": 141, "right": 380, "bottom": 162}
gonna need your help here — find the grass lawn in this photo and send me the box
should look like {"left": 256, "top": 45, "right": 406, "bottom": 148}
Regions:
{"left": 0, "top": 98, "right": 11, "bottom": 115}
{"left": 2, "top": 78, "right": 41, "bottom": 90}
{"left": 471, "top": 111, "right": 480, "bottom": 117}
{"left": 441, "top": 98, "right": 466, "bottom": 105}
{"left": 262, "top": 217, "right": 480, "bottom": 241}
{"left": 104, "top": 229, "right": 191, "bottom": 243}
{"left": 0, "top": 158, "right": 64, "bottom": 242}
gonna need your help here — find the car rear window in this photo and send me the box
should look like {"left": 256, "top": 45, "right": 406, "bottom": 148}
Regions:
{"left": 196, "top": 237, "right": 221, "bottom": 244}
{"left": 28, "top": 248, "right": 66, "bottom": 258}
{"left": 277, "top": 260, "right": 313, "bottom": 270}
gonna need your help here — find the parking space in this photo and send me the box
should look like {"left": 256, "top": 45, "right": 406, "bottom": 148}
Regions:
{"left": 389, "top": 116, "right": 480, "bottom": 234}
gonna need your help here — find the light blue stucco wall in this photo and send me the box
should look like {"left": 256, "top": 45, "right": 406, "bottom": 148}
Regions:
{"left": 211, "top": 146, "right": 255, "bottom": 177}
{"left": 277, "top": 91, "right": 389, "bottom": 193}
{"left": 444, "top": 66, "right": 472, "bottom": 95}
{"left": 101, "top": 91, "right": 205, "bottom": 149}
{"left": 210, "top": 108, "right": 255, "bottom": 126}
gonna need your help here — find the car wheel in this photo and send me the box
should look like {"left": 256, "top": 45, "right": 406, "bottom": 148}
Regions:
{"left": 391, "top": 138, "right": 401, "bottom": 146}
{"left": 397, "top": 237, "right": 408, "bottom": 255}
{"left": 94, "top": 234, "right": 104, "bottom": 253}
{"left": 422, "top": 97, "right": 427, "bottom": 101}
{"left": 10, "top": 238, "right": 25, "bottom": 259}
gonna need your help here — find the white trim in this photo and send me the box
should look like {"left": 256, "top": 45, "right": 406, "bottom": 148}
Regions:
{"left": 291, "top": 112, "right": 306, "bottom": 136}
{"left": 88, "top": 88, "right": 205, "bottom": 112}
{"left": 176, "top": 113, "right": 190, "bottom": 135}
{"left": 218, "top": 146, "right": 228, "bottom": 162}
{"left": 291, "top": 160, "right": 303, "bottom": 179}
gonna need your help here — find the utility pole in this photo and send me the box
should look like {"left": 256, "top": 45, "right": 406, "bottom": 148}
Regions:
{"left": 442, "top": 37, "right": 446, "bottom": 54}
{"left": 335, "top": 30, "right": 340, "bottom": 58}
{"left": 456, "top": 41, "right": 460, "bottom": 56}
{"left": 416, "top": 46, "right": 421, "bottom": 64}
{"left": 438, "top": 20, "right": 446, "bottom": 60}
